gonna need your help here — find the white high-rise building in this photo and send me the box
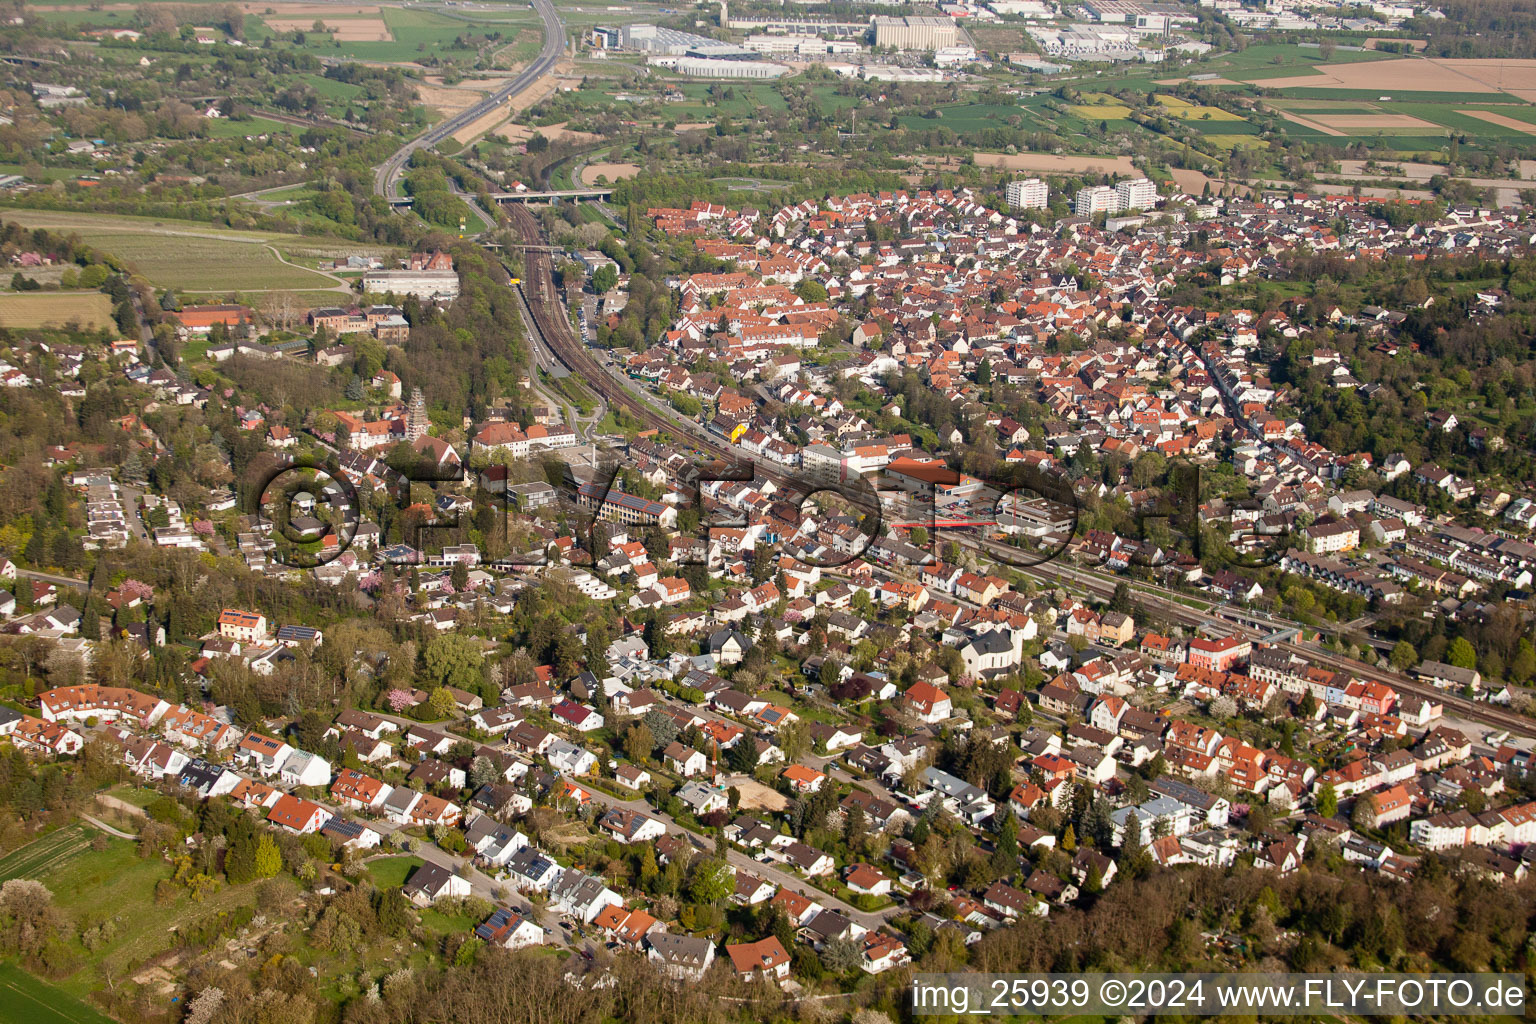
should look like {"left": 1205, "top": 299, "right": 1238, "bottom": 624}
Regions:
{"left": 1074, "top": 185, "right": 1118, "bottom": 216}
{"left": 1005, "top": 178, "right": 1049, "bottom": 210}
{"left": 1114, "top": 177, "right": 1158, "bottom": 211}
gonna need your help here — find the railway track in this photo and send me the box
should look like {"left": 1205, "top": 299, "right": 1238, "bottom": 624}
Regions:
{"left": 1016, "top": 554, "right": 1534, "bottom": 736}
{"left": 504, "top": 206, "right": 1534, "bottom": 741}
{"left": 507, "top": 206, "right": 744, "bottom": 461}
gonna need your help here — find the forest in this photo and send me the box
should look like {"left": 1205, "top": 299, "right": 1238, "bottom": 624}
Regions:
{"left": 1408, "top": 0, "right": 1536, "bottom": 58}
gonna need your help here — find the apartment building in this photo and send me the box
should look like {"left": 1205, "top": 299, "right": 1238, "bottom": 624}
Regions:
{"left": 1005, "top": 178, "right": 1049, "bottom": 210}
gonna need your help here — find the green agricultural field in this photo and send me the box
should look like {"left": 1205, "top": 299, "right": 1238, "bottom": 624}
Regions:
{"left": 1216, "top": 43, "right": 1393, "bottom": 76}
{"left": 0, "top": 293, "right": 113, "bottom": 330}
{"left": 1188, "top": 118, "right": 1263, "bottom": 134}
{"left": 0, "top": 963, "right": 117, "bottom": 1024}
{"left": 898, "top": 103, "right": 1037, "bottom": 134}
{"left": 1388, "top": 104, "right": 1536, "bottom": 136}
{"left": 0, "top": 208, "right": 364, "bottom": 293}
{"left": 1264, "top": 87, "right": 1528, "bottom": 104}
{"left": 62, "top": 233, "right": 334, "bottom": 292}
{"left": 1266, "top": 101, "right": 1387, "bottom": 114}
{"left": 0, "top": 824, "right": 98, "bottom": 882}
{"left": 1203, "top": 134, "right": 1271, "bottom": 150}
{"left": 1069, "top": 101, "right": 1133, "bottom": 119}
{"left": 293, "top": 7, "right": 537, "bottom": 62}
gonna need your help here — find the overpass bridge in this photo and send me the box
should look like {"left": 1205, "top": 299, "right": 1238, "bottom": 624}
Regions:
{"left": 386, "top": 187, "right": 613, "bottom": 208}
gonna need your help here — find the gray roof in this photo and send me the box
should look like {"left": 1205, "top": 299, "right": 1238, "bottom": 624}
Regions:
{"left": 647, "top": 931, "right": 714, "bottom": 965}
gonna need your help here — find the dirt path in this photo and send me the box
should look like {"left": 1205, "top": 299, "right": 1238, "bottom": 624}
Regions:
{"left": 86, "top": 804, "right": 142, "bottom": 837}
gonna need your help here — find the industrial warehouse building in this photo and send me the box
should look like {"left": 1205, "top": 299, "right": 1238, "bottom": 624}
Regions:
{"left": 676, "top": 56, "right": 788, "bottom": 78}
{"left": 872, "top": 15, "right": 959, "bottom": 50}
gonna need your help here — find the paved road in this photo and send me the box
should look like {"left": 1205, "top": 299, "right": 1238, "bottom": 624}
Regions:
{"left": 119, "top": 483, "right": 152, "bottom": 542}
{"left": 594, "top": 783, "right": 897, "bottom": 930}
{"left": 81, "top": 813, "right": 138, "bottom": 840}
{"left": 373, "top": 0, "right": 565, "bottom": 200}
{"left": 15, "top": 568, "right": 87, "bottom": 591}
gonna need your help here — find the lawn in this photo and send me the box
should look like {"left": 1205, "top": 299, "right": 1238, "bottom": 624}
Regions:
{"left": 669, "top": 82, "right": 788, "bottom": 119}
{"left": 0, "top": 293, "right": 113, "bottom": 330}
{"left": 0, "top": 208, "right": 362, "bottom": 293}
{"left": 205, "top": 116, "right": 302, "bottom": 139}
{"left": 0, "top": 963, "right": 116, "bottom": 1024}
{"left": 420, "top": 904, "right": 479, "bottom": 936}
{"left": 104, "top": 785, "right": 162, "bottom": 810}
{"left": 299, "top": 74, "right": 365, "bottom": 102}
{"left": 365, "top": 855, "right": 424, "bottom": 890}
{"left": 806, "top": 86, "right": 864, "bottom": 114}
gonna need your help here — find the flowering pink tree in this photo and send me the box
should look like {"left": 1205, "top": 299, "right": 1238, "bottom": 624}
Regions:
{"left": 192, "top": 520, "right": 215, "bottom": 537}
{"left": 385, "top": 689, "right": 415, "bottom": 713}
{"left": 358, "top": 572, "right": 382, "bottom": 593}
{"left": 120, "top": 578, "right": 155, "bottom": 601}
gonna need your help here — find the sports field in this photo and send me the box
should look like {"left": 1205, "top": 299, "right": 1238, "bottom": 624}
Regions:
{"left": 0, "top": 293, "right": 113, "bottom": 330}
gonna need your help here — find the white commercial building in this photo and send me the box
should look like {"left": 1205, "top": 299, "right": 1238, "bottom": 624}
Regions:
{"left": 1005, "top": 177, "right": 1049, "bottom": 210}
{"left": 744, "top": 34, "right": 861, "bottom": 56}
{"left": 362, "top": 269, "right": 459, "bottom": 301}
{"left": 932, "top": 44, "right": 977, "bottom": 65}
{"left": 675, "top": 56, "right": 788, "bottom": 78}
{"left": 620, "top": 23, "right": 718, "bottom": 54}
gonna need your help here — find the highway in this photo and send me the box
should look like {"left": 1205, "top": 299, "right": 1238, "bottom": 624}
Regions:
{"left": 372, "top": 0, "right": 566, "bottom": 200}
